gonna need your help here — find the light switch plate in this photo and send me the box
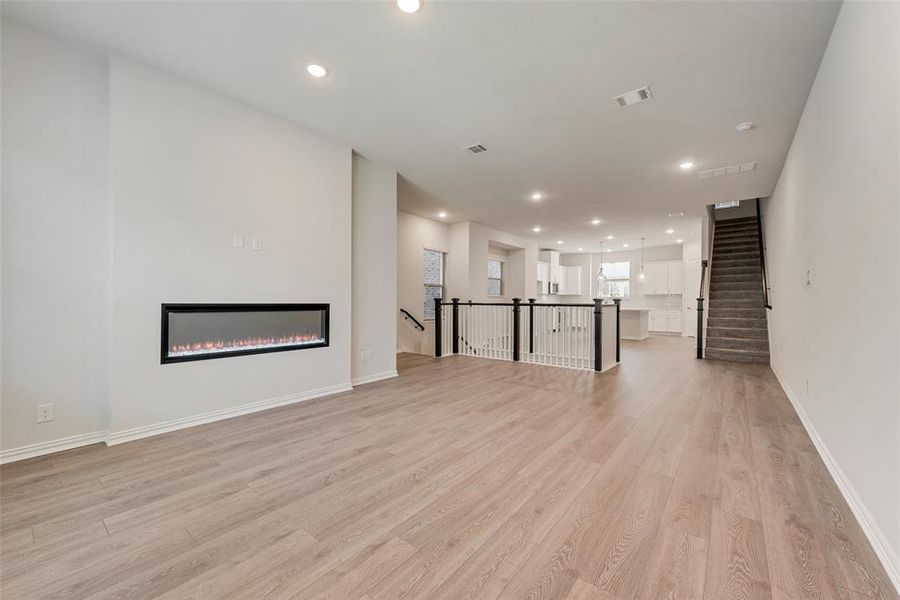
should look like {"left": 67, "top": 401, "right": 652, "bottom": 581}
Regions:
{"left": 233, "top": 233, "right": 245, "bottom": 249}
{"left": 251, "top": 237, "right": 262, "bottom": 251}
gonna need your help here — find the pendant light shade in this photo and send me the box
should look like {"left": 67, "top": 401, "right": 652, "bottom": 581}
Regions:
{"left": 597, "top": 241, "right": 608, "bottom": 296}
{"left": 636, "top": 237, "right": 647, "bottom": 282}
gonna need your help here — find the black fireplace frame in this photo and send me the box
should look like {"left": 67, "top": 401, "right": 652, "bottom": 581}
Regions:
{"left": 161, "top": 303, "right": 330, "bottom": 364}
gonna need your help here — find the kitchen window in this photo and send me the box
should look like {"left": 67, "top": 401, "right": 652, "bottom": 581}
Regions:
{"left": 487, "top": 259, "right": 504, "bottom": 297}
{"left": 423, "top": 248, "right": 445, "bottom": 320}
{"left": 600, "top": 261, "right": 631, "bottom": 298}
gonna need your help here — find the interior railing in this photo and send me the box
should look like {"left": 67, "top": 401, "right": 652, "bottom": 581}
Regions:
{"left": 696, "top": 259, "right": 709, "bottom": 359}
{"left": 697, "top": 208, "right": 716, "bottom": 360}
{"left": 755, "top": 198, "right": 773, "bottom": 310}
{"left": 399, "top": 308, "right": 425, "bottom": 331}
{"left": 434, "top": 297, "right": 620, "bottom": 372}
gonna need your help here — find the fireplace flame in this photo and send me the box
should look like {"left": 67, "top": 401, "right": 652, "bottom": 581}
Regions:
{"left": 169, "top": 333, "right": 324, "bottom": 357}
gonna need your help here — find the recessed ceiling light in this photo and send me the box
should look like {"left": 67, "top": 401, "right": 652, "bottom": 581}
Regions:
{"left": 622, "top": 243, "right": 630, "bottom": 248}
{"left": 679, "top": 161, "right": 695, "bottom": 170}
{"left": 666, "top": 228, "right": 674, "bottom": 234}
{"left": 667, "top": 211, "right": 685, "bottom": 218}
{"left": 306, "top": 64, "right": 328, "bottom": 78}
{"left": 578, "top": 247, "right": 584, "bottom": 252}
{"left": 532, "top": 226, "right": 541, "bottom": 233}
{"left": 556, "top": 240, "right": 564, "bottom": 245}
{"left": 396, "top": 0, "right": 421, "bottom": 13}
{"left": 437, "top": 211, "right": 447, "bottom": 218}
{"left": 736, "top": 121, "right": 754, "bottom": 132}
{"left": 606, "top": 235, "right": 614, "bottom": 240}
{"left": 531, "top": 192, "right": 543, "bottom": 201}
{"left": 676, "top": 239, "right": 684, "bottom": 243}
{"left": 591, "top": 219, "right": 601, "bottom": 225}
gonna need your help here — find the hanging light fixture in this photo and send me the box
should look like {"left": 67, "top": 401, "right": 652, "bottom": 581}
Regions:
{"left": 597, "top": 241, "right": 608, "bottom": 296}
{"left": 636, "top": 237, "right": 647, "bottom": 282}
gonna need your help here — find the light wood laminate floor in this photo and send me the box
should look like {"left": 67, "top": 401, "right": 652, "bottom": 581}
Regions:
{"left": 1, "top": 336, "right": 895, "bottom": 599}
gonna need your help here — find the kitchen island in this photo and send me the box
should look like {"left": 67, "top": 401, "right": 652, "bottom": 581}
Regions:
{"left": 618, "top": 307, "right": 650, "bottom": 340}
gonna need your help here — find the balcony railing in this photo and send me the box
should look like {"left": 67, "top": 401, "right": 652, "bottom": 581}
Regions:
{"left": 434, "top": 298, "right": 620, "bottom": 372}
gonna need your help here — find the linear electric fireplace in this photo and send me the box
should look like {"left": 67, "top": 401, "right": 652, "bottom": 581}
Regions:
{"left": 161, "top": 303, "right": 329, "bottom": 364}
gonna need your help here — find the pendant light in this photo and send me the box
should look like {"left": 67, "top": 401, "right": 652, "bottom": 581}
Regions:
{"left": 597, "top": 241, "right": 608, "bottom": 296}
{"left": 636, "top": 237, "right": 647, "bottom": 282}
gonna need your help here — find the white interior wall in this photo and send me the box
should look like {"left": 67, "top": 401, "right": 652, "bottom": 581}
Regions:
{"left": 1, "top": 22, "right": 111, "bottom": 452}
{"left": 396, "top": 210, "right": 449, "bottom": 355}
{"left": 764, "top": 1, "right": 900, "bottom": 587}
{"left": 352, "top": 154, "right": 398, "bottom": 385}
{"left": 466, "top": 222, "right": 537, "bottom": 304}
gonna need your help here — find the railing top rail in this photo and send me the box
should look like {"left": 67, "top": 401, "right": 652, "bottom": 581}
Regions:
{"left": 439, "top": 300, "right": 615, "bottom": 308}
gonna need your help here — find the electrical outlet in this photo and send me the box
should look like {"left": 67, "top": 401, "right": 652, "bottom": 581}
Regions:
{"left": 37, "top": 403, "right": 54, "bottom": 423}
{"left": 361, "top": 349, "right": 373, "bottom": 362}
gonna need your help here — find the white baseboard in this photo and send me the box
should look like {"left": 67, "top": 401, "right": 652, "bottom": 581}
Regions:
{"left": 770, "top": 363, "right": 900, "bottom": 594}
{"left": 0, "top": 383, "right": 353, "bottom": 463}
{"left": 0, "top": 430, "right": 109, "bottom": 465}
{"left": 352, "top": 370, "right": 398, "bottom": 386}
{"left": 107, "top": 382, "right": 352, "bottom": 446}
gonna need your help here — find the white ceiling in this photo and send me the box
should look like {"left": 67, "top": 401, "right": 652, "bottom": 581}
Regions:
{"left": 3, "top": 1, "right": 840, "bottom": 252}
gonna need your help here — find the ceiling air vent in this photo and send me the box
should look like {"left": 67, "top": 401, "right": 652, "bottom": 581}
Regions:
{"left": 613, "top": 86, "right": 652, "bottom": 108}
{"left": 698, "top": 161, "right": 756, "bottom": 181}
{"left": 463, "top": 143, "right": 488, "bottom": 154}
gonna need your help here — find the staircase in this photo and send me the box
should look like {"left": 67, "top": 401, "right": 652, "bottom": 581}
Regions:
{"left": 705, "top": 216, "right": 770, "bottom": 363}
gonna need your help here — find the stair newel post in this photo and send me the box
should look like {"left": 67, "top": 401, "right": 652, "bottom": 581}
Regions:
{"left": 451, "top": 298, "right": 460, "bottom": 355}
{"left": 512, "top": 298, "right": 521, "bottom": 362}
{"left": 696, "top": 297, "right": 704, "bottom": 359}
{"left": 613, "top": 298, "right": 621, "bottom": 363}
{"left": 528, "top": 298, "right": 535, "bottom": 355}
{"left": 434, "top": 298, "right": 443, "bottom": 357}
{"left": 593, "top": 298, "right": 603, "bottom": 372}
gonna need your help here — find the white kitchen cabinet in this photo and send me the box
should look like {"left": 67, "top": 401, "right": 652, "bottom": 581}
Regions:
{"left": 559, "top": 265, "right": 582, "bottom": 295}
{"left": 649, "top": 310, "right": 668, "bottom": 332}
{"left": 666, "top": 309, "right": 683, "bottom": 333}
{"left": 644, "top": 260, "right": 683, "bottom": 295}
{"left": 667, "top": 262, "right": 683, "bottom": 294}
{"left": 539, "top": 251, "right": 560, "bottom": 283}
{"left": 649, "top": 309, "right": 682, "bottom": 333}
{"left": 643, "top": 263, "right": 669, "bottom": 295}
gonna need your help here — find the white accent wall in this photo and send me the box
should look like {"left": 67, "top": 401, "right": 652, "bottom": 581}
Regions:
{"left": 1, "top": 22, "right": 396, "bottom": 457}
{"left": 106, "top": 57, "right": 352, "bottom": 436}
{"left": 764, "top": 1, "right": 900, "bottom": 587}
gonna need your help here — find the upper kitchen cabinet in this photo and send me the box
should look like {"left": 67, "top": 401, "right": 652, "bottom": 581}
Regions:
{"left": 643, "top": 260, "right": 683, "bottom": 295}
{"left": 558, "top": 265, "right": 582, "bottom": 295}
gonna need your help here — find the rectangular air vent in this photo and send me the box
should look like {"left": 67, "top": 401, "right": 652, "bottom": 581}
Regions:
{"left": 699, "top": 161, "right": 756, "bottom": 180}
{"left": 714, "top": 200, "right": 741, "bottom": 210}
{"left": 613, "top": 86, "right": 652, "bottom": 107}
{"left": 463, "top": 143, "right": 488, "bottom": 154}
